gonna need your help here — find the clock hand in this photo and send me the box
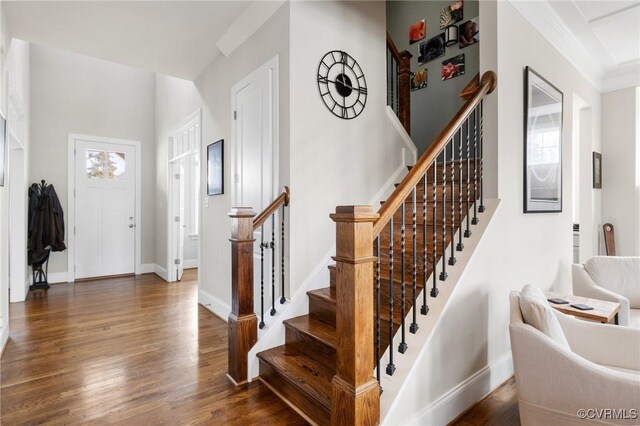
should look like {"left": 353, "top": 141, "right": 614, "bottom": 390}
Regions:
{"left": 329, "top": 77, "right": 357, "bottom": 92}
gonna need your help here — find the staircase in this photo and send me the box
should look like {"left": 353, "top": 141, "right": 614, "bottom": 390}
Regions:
{"left": 256, "top": 161, "right": 479, "bottom": 425}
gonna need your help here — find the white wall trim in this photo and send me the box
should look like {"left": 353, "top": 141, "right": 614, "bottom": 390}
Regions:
{"left": 385, "top": 106, "right": 417, "bottom": 165}
{"left": 166, "top": 109, "right": 202, "bottom": 283}
{"left": 508, "top": 0, "right": 604, "bottom": 92}
{"left": 139, "top": 263, "right": 155, "bottom": 274}
{"left": 400, "top": 354, "right": 514, "bottom": 426}
{"left": 0, "top": 324, "right": 9, "bottom": 357}
{"left": 216, "top": 1, "right": 287, "bottom": 57}
{"left": 199, "top": 288, "right": 231, "bottom": 321}
{"left": 602, "top": 60, "right": 640, "bottom": 93}
{"left": 183, "top": 259, "right": 199, "bottom": 269}
{"left": 154, "top": 264, "right": 169, "bottom": 282}
{"left": 67, "top": 134, "right": 143, "bottom": 282}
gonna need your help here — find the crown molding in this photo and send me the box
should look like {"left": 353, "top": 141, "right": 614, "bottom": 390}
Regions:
{"left": 602, "top": 59, "right": 640, "bottom": 93}
{"left": 509, "top": 0, "right": 605, "bottom": 92}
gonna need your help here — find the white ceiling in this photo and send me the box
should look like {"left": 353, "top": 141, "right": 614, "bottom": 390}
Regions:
{"left": 511, "top": 0, "right": 640, "bottom": 92}
{"left": 3, "top": 1, "right": 253, "bottom": 80}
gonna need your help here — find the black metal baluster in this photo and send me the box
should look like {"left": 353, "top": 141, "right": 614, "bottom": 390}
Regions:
{"left": 457, "top": 126, "right": 464, "bottom": 252}
{"left": 449, "top": 137, "right": 456, "bottom": 266}
{"left": 410, "top": 187, "right": 418, "bottom": 333}
{"left": 280, "top": 206, "right": 286, "bottom": 304}
{"left": 472, "top": 107, "right": 479, "bottom": 225}
{"left": 259, "top": 225, "right": 265, "bottom": 329}
{"left": 479, "top": 100, "right": 485, "bottom": 213}
{"left": 375, "top": 236, "right": 381, "bottom": 384}
{"left": 421, "top": 173, "right": 429, "bottom": 314}
{"left": 439, "top": 147, "right": 448, "bottom": 282}
{"left": 270, "top": 215, "right": 276, "bottom": 315}
{"left": 386, "top": 218, "right": 396, "bottom": 375}
{"left": 431, "top": 163, "right": 439, "bottom": 298}
{"left": 464, "top": 117, "right": 472, "bottom": 238}
{"left": 399, "top": 201, "right": 407, "bottom": 353}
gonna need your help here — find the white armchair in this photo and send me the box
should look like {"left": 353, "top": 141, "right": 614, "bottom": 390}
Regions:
{"left": 510, "top": 290, "right": 640, "bottom": 425}
{"left": 573, "top": 257, "right": 640, "bottom": 327}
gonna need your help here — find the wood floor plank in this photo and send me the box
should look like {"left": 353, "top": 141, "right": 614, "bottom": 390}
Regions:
{"left": 0, "top": 270, "right": 307, "bottom": 425}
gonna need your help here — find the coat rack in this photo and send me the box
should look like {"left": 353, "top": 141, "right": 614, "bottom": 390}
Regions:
{"left": 29, "top": 180, "right": 52, "bottom": 291}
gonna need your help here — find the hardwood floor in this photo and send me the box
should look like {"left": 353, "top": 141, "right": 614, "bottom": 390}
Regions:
{"left": 449, "top": 377, "right": 520, "bottom": 426}
{"left": 0, "top": 270, "right": 306, "bottom": 425}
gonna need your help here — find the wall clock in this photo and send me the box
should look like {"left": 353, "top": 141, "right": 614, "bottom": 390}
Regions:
{"left": 317, "top": 50, "right": 367, "bottom": 120}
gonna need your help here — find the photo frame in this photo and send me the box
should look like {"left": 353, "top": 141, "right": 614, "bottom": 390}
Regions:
{"left": 207, "top": 139, "right": 224, "bottom": 196}
{"left": 523, "top": 67, "right": 563, "bottom": 213}
{"left": 592, "top": 152, "right": 602, "bottom": 189}
{"left": 409, "top": 19, "right": 426, "bottom": 44}
{"left": 0, "top": 113, "right": 6, "bottom": 187}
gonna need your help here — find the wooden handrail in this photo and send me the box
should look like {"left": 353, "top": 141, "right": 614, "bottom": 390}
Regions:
{"left": 253, "top": 186, "right": 290, "bottom": 230}
{"left": 459, "top": 73, "right": 480, "bottom": 100}
{"left": 372, "top": 71, "right": 497, "bottom": 236}
{"left": 386, "top": 31, "right": 403, "bottom": 63}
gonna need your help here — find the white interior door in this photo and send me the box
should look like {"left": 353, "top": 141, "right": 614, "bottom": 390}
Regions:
{"left": 177, "top": 162, "right": 186, "bottom": 281}
{"left": 232, "top": 57, "right": 277, "bottom": 319}
{"left": 75, "top": 140, "right": 136, "bottom": 279}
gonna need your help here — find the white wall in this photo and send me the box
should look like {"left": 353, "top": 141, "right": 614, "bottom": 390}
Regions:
{"left": 154, "top": 73, "right": 202, "bottom": 277}
{"left": 29, "top": 44, "right": 156, "bottom": 276}
{"left": 601, "top": 87, "right": 639, "bottom": 256}
{"left": 288, "top": 1, "right": 406, "bottom": 294}
{"left": 1, "top": 8, "right": 31, "bottom": 350}
{"left": 192, "top": 3, "right": 290, "bottom": 313}
{"left": 385, "top": 1, "right": 602, "bottom": 423}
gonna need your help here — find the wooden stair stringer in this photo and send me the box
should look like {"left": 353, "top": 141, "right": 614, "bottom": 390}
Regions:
{"left": 379, "top": 199, "right": 500, "bottom": 422}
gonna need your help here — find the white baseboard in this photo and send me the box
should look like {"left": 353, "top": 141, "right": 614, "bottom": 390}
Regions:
{"left": 154, "top": 264, "right": 169, "bottom": 282}
{"left": 183, "top": 259, "right": 199, "bottom": 269}
{"left": 0, "top": 323, "right": 9, "bottom": 357}
{"left": 199, "top": 288, "right": 231, "bottom": 321}
{"left": 139, "top": 263, "right": 155, "bottom": 274}
{"left": 403, "top": 353, "right": 514, "bottom": 426}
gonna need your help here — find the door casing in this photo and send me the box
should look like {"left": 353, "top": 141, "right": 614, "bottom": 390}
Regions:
{"left": 67, "top": 134, "right": 142, "bottom": 282}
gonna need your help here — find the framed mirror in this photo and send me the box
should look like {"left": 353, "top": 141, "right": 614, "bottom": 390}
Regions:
{"left": 523, "top": 66, "right": 563, "bottom": 213}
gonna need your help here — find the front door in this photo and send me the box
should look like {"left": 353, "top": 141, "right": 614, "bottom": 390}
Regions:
{"left": 74, "top": 139, "right": 136, "bottom": 279}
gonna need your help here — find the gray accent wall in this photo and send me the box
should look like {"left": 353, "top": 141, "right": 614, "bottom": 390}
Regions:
{"left": 387, "top": 0, "right": 479, "bottom": 154}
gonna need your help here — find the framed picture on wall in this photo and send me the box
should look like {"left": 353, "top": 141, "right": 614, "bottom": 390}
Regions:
{"left": 0, "top": 113, "right": 6, "bottom": 187}
{"left": 523, "top": 66, "right": 563, "bottom": 213}
{"left": 592, "top": 152, "right": 602, "bottom": 189}
{"left": 207, "top": 139, "right": 224, "bottom": 196}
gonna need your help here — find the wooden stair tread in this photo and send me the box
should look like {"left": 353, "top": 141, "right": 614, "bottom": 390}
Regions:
{"left": 285, "top": 315, "right": 336, "bottom": 349}
{"left": 307, "top": 287, "right": 336, "bottom": 305}
{"left": 258, "top": 345, "right": 333, "bottom": 413}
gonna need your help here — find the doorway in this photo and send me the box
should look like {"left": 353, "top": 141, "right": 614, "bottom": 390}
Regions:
{"left": 67, "top": 134, "right": 142, "bottom": 281}
{"left": 167, "top": 111, "right": 201, "bottom": 282}
{"left": 231, "top": 56, "right": 279, "bottom": 319}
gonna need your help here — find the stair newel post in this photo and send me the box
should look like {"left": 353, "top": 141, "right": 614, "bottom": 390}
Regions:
{"left": 228, "top": 207, "right": 258, "bottom": 385}
{"left": 398, "top": 51, "right": 412, "bottom": 135}
{"left": 330, "top": 206, "right": 381, "bottom": 426}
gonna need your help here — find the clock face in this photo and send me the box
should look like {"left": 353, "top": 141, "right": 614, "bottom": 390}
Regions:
{"left": 317, "top": 50, "right": 367, "bottom": 120}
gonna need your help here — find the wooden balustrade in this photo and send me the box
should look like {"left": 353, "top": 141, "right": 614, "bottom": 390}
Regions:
{"left": 387, "top": 32, "right": 413, "bottom": 135}
{"left": 228, "top": 187, "right": 290, "bottom": 385}
{"left": 330, "top": 206, "right": 381, "bottom": 425}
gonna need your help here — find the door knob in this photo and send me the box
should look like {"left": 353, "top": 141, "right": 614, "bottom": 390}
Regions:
{"left": 129, "top": 224, "right": 135, "bottom": 228}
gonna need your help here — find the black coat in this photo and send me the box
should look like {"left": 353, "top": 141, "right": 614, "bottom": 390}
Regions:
{"left": 28, "top": 183, "right": 66, "bottom": 266}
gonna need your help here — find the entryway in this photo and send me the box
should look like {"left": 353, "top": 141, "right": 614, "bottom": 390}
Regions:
{"left": 167, "top": 111, "right": 201, "bottom": 282}
{"left": 67, "top": 135, "right": 141, "bottom": 281}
